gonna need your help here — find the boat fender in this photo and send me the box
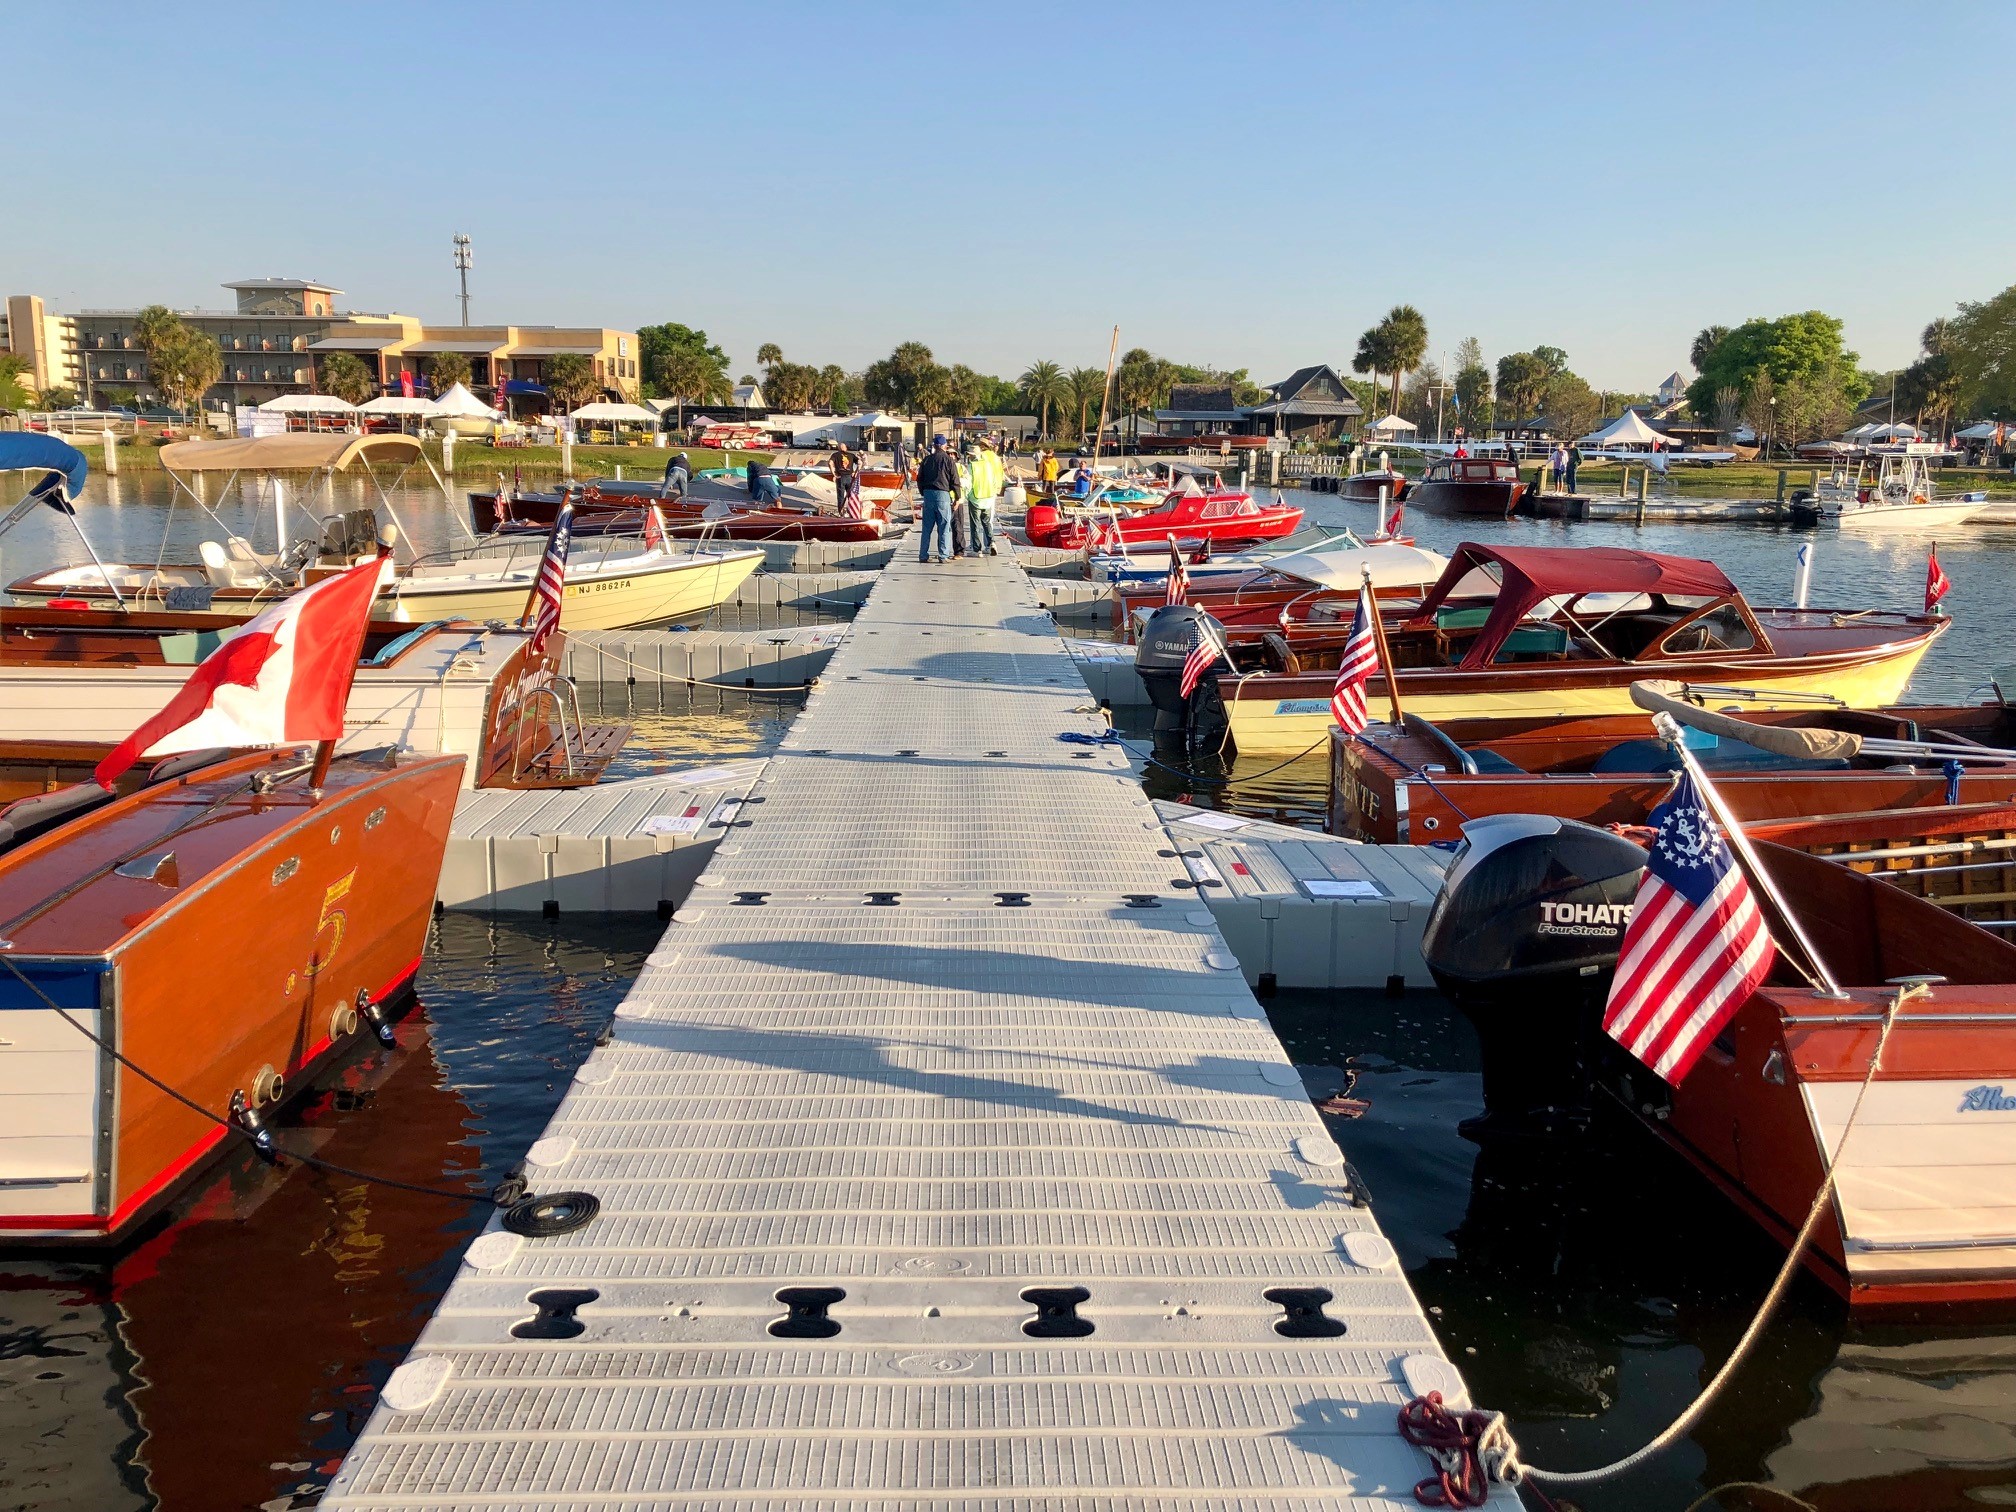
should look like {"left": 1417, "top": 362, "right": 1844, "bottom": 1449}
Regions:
{"left": 230, "top": 1089, "right": 276, "bottom": 1162}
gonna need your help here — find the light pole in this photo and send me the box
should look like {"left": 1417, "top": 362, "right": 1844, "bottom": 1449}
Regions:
{"left": 453, "top": 234, "right": 472, "bottom": 327}
{"left": 1767, "top": 395, "right": 1777, "bottom": 461}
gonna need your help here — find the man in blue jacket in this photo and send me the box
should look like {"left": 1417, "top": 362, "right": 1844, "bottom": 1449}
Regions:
{"left": 915, "top": 435, "right": 959, "bottom": 563}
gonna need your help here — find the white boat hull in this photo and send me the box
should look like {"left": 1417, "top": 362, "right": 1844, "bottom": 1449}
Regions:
{"left": 383, "top": 547, "right": 762, "bottom": 630}
{"left": 1825, "top": 499, "right": 1988, "bottom": 530}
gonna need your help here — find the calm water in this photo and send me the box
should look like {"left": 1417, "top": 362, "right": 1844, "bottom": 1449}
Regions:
{"left": 2, "top": 478, "right": 2012, "bottom": 1510}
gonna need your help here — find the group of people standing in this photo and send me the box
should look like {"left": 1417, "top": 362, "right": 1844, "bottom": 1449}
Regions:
{"left": 915, "top": 434, "right": 1005, "bottom": 563}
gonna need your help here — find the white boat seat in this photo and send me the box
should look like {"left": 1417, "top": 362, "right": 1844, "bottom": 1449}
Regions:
{"left": 198, "top": 539, "right": 264, "bottom": 588}
{"left": 224, "top": 536, "right": 277, "bottom": 569}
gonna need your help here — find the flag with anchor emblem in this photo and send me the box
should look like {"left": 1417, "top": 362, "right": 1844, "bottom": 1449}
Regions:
{"left": 1604, "top": 769, "right": 1777, "bottom": 1083}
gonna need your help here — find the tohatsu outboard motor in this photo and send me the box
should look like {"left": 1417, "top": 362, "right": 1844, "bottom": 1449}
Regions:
{"left": 1421, "top": 814, "right": 1648, "bottom": 1138}
{"left": 1134, "top": 605, "right": 1237, "bottom": 760}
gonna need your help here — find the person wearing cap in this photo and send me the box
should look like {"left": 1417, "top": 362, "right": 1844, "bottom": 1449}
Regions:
{"left": 914, "top": 434, "right": 959, "bottom": 563}
{"left": 831, "top": 440, "right": 862, "bottom": 516}
{"left": 965, "top": 435, "right": 1004, "bottom": 556}
{"left": 659, "top": 450, "right": 690, "bottom": 499}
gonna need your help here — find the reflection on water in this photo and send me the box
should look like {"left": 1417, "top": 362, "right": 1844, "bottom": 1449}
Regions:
{"left": 1269, "top": 987, "right": 2016, "bottom": 1511}
{"left": 0, "top": 915, "right": 658, "bottom": 1512}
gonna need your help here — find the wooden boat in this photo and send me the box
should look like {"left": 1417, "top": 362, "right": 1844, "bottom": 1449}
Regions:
{"left": 1329, "top": 690, "right": 2016, "bottom": 843}
{"left": 1421, "top": 812, "right": 2016, "bottom": 1311}
{"left": 1750, "top": 801, "right": 2016, "bottom": 934}
{"left": 1023, "top": 492, "right": 1303, "bottom": 550}
{"left": 1135, "top": 433, "right": 1269, "bottom": 453}
{"left": 1407, "top": 455, "right": 1525, "bottom": 516}
{"left": 1111, "top": 540, "right": 1449, "bottom": 637}
{"left": 1337, "top": 468, "right": 1410, "bottom": 504}
{"left": 0, "top": 743, "right": 464, "bottom": 1244}
{"left": 0, "top": 605, "right": 628, "bottom": 789}
{"left": 1197, "top": 543, "right": 1947, "bottom": 754}
{"left": 657, "top": 508, "right": 888, "bottom": 543}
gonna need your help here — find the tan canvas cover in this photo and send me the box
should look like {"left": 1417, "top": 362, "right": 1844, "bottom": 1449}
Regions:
{"left": 1630, "top": 680, "right": 1863, "bottom": 760}
{"left": 159, "top": 435, "right": 425, "bottom": 474}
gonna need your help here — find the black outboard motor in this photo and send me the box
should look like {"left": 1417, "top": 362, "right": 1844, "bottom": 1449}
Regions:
{"left": 1134, "top": 605, "right": 1237, "bottom": 760}
{"left": 1421, "top": 815, "right": 1647, "bottom": 1138}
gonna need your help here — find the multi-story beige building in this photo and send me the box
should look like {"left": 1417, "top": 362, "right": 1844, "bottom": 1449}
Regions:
{"left": 8, "top": 277, "right": 637, "bottom": 412}
{"left": 2, "top": 295, "right": 84, "bottom": 399}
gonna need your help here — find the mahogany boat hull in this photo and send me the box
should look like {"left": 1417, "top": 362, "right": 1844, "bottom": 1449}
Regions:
{"left": 1407, "top": 478, "right": 1523, "bottom": 516}
{"left": 0, "top": 749, "right": 464, "bottom": 1245}
{"left": 1337, "top": 472, "right": 1410, "bottom": 504}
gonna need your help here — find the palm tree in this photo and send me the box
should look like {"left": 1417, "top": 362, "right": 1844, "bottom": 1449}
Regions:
{"left": 426, "top": 351, "right": 473, "bottom": 395}
{"left": 813, "top": 364, "right": 846, "bottom": 409}
{"left": 1690, "top": 326, "right": 1729, "bottom": 373}
{"left": 132, "top": 304, "right": 182, "bottom": 359}
{"left": 1381, "top": 305, "right": 1429, "bottom": 417}
{"left": 321, "top": 353, "right": 376, "bottom": 405}
{"left": 661, "top": 345, "right": 731, "bottom": 428}
{"left": 1068, "top": 366, "right": 1106, "bottom": 441}
{"left": 1019, "top": 360, "right": 1070, "bottom": 441}
{"left": 756, "top": 342, "right": 783, "bottom": 368}
{"left": 1352, "top": 325, "right": 1394, "bottom": 416}
{"left": 1921, "top": 318, "right": 1952, "bottom": 358}
{"left": 544, "top": 353, "right": 599, "bottom": 415}
{"left": 149, "top": 328, "right": 221, "bottom": 415}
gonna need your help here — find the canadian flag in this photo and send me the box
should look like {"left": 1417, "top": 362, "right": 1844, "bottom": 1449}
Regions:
{"left": 94, "top": 557, "right": 383, "bottom": 788}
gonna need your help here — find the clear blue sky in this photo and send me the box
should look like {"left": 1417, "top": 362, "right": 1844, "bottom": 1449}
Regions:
{"left": 15, "top": 1, "right": 2011, "bottom": 391}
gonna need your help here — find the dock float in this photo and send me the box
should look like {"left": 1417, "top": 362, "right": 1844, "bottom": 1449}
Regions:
{"left": 331, "top": 549, "right": 1504, "bottom": 1509}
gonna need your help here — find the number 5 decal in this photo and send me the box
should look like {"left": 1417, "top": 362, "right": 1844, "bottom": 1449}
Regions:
{"left": 304, "top": 869, "right": 356, "bottom": 978}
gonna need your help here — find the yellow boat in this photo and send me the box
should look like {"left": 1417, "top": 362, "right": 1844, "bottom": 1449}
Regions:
{"left": 1189, "top": 543, "right": 1948, "bottom": 755}
{"left": 376, "top": 542, "right": 763, "bottom": 629}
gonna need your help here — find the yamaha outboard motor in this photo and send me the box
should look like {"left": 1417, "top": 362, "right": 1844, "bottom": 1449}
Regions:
{"left": 1421, "top": 815, "right": 1647, "bottom": 1138}
{"left": 1134, "top": 605, "right": 1236, "bottom": 760}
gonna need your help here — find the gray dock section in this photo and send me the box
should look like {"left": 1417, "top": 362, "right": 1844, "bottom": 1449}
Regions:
{"left": 331, "top": 550, "right": 1504, "bottom": 1509}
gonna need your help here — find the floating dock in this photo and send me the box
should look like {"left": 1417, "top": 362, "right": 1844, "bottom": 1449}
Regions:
{"left": 333, "top": 549, "right": 1502, "bottom": 1508}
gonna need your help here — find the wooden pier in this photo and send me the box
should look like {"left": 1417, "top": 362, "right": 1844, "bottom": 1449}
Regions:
{"left": 327, "top": 548, "right": 1507, "bottom": 1509}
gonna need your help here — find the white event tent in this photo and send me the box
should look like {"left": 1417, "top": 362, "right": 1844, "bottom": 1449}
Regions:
{"left": 259, "top": 393, "right": 356, "bottom": 414}
{"left": 1580, "top": 410, "right": 1669, "bottom": 447}
{"left": 1364, "top": 414, "right": 1417, "bottom": 434}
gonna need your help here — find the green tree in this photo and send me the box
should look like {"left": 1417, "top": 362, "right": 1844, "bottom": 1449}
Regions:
{"left": 38, "top": 384, "right": 80, "bottom": 411}
{"left": 765, "top": 360, "right": 817, "bottom": 410}
{"left": 0, "top": 354, "right": 34, "bottom": 411}
{"left": 1531, "top": 345, "right": 1569, "bottom": 381}
{"left": 321, "top": 352, "right": 376, "bottom": 405}
{"left": 1685, "top": 312, "right": 1868, "bottom": 438}
{"left": 1352, "top": 305, "right": 1429, "bottom": 417}
{"left": 132, "top": 304, "right": 182, "bottom": 359}
{"left": 1495, "top": 352, "right": 1549, "bottom": 422}
{"left": 911, "top": 365, "right": 953, "bottom": 426}
{"left": 1067, "top": 366, "right": 1107, "bottom": 440}
{"left": 426, "top": 351, "right": 472, "bottom": 393}
{"left": 813, "top": 364, "right": 847, "bottom": 409}
{"left": 1018, "top": 359, "right": 1070, "bottom": 440}
{"left": 755, "top": 342, "right": 784, "bottom": 368}
{"left": 638, "top": 322, "right": 730, "bottom": 400}
{"left": 862, "top": 341, "right": 941, "bottom": 416}
{"left": 1947, "top": 284, "right": 2016, "bottom": 419}
{"left": 149, "top": 327, "right": 222, "bottom": 413}
{"left": 1451, "top": 337, "right": 1492, "bottom": 436}
{"left": 945, "top": 364, "right": 986, "bottom": 419}
{"left": 659, "top": 344, "right": 733, "bottom": 427}
{"left": 100, "top": 385, "right": 139, "bottom": 410}
{"left": 1544, "top": 371, "right": 1601, "bottom": 440}
{"left": 544, "top": 352, "right": 599, "bottom": 413}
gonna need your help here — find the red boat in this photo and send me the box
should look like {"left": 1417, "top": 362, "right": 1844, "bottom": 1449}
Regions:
{"left": 1024, "top": 492, "right": 1303, "bottom": 550}
{"left": 1424, "top": 810, "right": 2016, "bottom": 1312}
{"left": 1135, "top": 433, "right": 1270, "bottom": 453}
{"left": 1408, "top": 455, "right": 1525, "bottom": 516}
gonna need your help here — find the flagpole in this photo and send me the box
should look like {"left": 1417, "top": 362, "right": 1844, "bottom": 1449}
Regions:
{"left": 1090, "top": 326, "right": 1119, "bottom": 472}
{"left": 1652, "top": 712, "right": 1845, "bottom": 998}
{"left": 1361, "top": 567, "right": 1405, "bottom": 727}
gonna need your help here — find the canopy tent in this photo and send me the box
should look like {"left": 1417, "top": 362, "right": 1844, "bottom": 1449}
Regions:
{"left": 1581, "top": 410, "right": 1670, "bottom": 448}
{"left": 1863, "top": 422, "right": 1922, "bottom": 441}
{"left": 1365, "top": 414, "right": 1417, "bottom": 434}
{"left": 357, "top": 395, "right": 438, "bottom": 416}
{"left": 1955, "top": 421, "right": 2009, "bottom": 440}
{"left": 567, "top": 401, "right": 659, "bottom": 423}
{"left": 425, "top": 382, "right": 501, "bottom": 420}
{"left": 159, "top": 435, "right": 424, "bottom": 473}
{"left": 0, "top": 432, "right": 89, "bottom": 501}
{"left": 258, "top": 393, "right": 357, "bottom": 414}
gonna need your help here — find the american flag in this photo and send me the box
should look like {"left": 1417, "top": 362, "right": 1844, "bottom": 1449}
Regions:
{"left": 524, "top": 499, "right": 575, "bottom": 657}
{"left": 643, "top": 503, "right": 668, "bottom": 551}
{"left": 1164, "top": 537, "right": 1187, "bottom": 606}
{"left": 1329, "top": 584, "right": 1380, "bottom": 734}
{"left": 1926, "top": 546, "right": 1951, "bottom": 613}
{"left": 1603, "top": 769, "right": 1778, "bottom": 1084}
{"left": 840, "top": 474, "right": 866, "bottom": 520}
{"left": 1178, "top": 614, "right": 1226, "bottom": 698}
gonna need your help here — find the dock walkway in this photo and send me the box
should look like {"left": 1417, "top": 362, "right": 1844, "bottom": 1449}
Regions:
{"left": 329, "top": 550, "right": 1506, "bottom": 1509}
